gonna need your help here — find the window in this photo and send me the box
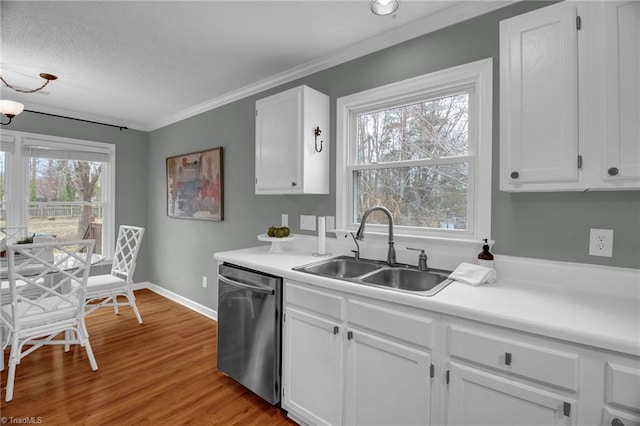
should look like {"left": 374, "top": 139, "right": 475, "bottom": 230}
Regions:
{"left": 336, "top": 59, "right": 492, "bottom": 242}
{"left": 0, "top": 130, "right": 115, "bottom": 256}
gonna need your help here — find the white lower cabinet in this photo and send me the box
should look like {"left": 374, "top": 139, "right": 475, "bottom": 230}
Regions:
{"left": 443, "top": 318, "right": 579, "bottom": 426}
{"left": 282, "top": 280, "right": 437, "bottom": 426}
{"left": 600, "top": 355, "right": 640, "bottom": 426}
{"left": 446, "top": 362, "right": 574, "bottom": 426}
{"left": 283, "top": 306, "right": 344, "bottom": 426}
{"left": 345, "top": 325, "right": 432, "bottom": 426}
{"left": 281, "top": 279, "right": 640, "bottom": 426}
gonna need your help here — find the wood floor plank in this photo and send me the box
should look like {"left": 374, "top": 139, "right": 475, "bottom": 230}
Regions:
{"left": 1, "top": 289, "right": 296, "bottom": 425}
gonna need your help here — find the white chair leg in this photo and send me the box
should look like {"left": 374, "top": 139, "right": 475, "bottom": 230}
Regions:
{"left": 0, "top": 326, "right": 4, "bottom": 372}
{"left": 81, "top": 319, "right": 89, "bottom": 340}
{"left": 112, "top": 291, "right": 120, "bottom": 315}
{"left": 64, "top": 330, "right": 71, "bottom": 352}
{"left": 5, "top": 341, "right": 19, "bottom": 402}
{"left": 127, "top": 288, "right": 143, "bottom": 324}
{"left": 79, "top": 325, "right": 98, "bottom": 371}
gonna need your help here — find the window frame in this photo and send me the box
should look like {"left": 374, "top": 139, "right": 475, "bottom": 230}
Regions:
{"left": 0, "top": 129, "right": 116, "bottom": 257}
{"left": 336, "top": 58, "right": 493, "bottom": 243}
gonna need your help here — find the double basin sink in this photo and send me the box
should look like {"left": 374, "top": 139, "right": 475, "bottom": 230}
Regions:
{"left": 294, "top": 255, "right": 453, "bottom": 296}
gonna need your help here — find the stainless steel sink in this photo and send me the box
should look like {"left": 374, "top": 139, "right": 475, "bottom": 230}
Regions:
{"left": 360, "top": 268, "right": 450, "bottom": 292}
{"left": 301, "top": 257, "right": 382, "bottom": 278}
{"left": 294, "top": 255, "right": 452, "bottom": 296}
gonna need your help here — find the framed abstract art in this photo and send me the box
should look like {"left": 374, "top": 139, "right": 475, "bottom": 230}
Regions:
{"left": 166, "top": 147, "right": 223, "bottom": 221}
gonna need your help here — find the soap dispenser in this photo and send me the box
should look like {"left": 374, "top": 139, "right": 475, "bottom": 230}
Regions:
{"left": 477, "top": 239, "right": 494, "bottom": 268}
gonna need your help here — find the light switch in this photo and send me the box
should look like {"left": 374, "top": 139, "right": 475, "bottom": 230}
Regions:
{"left": 300, "top": 215, "right": 316, "bottom": 231}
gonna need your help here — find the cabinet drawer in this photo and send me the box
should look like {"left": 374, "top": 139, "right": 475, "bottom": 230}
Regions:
{"left": 605, "top": 362, "right": 640, "bottom": 412}
{"left": 603, "top": 407, "right": 640, "bottom": 426}
{"left": 285, "top": 281, "right": 345, "bottom": 321}
{"left": 448, "top": 323, "right": 579, "bottom": 391}
{"left": 347, "top": 299, "right": 436, "bottom": 349}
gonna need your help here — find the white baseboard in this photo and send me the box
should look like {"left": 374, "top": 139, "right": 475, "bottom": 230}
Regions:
{"left": 132, "top": 281, "right": 218, "bottom": 321}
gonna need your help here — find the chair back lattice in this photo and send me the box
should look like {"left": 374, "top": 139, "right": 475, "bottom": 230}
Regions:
{"left": 5, "top": 240, "right": 95, "bottom": 329}
{"left": 111, "top": 226, "right": 144, "bottom": 282}
{"left": 1, "top": 226, "right": 28, "bottom": 247}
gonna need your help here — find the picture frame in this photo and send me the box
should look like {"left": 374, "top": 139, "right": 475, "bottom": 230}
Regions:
{"left": 166, "top": 147, "right": 224, "bottom": 221}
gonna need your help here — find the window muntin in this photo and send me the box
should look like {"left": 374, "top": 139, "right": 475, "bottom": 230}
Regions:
{"left": 336, "top": 59, "right": 492, "bottom": 242}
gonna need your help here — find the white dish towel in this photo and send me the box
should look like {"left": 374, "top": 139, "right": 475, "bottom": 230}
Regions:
{"left": 449, "top": 262, "right": 497, "bottom": 286}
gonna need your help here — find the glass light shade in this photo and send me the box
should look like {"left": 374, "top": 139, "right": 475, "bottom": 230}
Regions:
{"left": 0, "top": 100, "right": 25, "bottom": 117}
{"left": 370, "top": 0, "right": 399, "bottom": 16}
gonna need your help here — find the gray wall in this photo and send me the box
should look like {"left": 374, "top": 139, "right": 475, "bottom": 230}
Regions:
{"left": 10, "top": 2, "right": 639, "bottom": 311}
{"left": 147, "top": 1, "right": 639, "bottom": 309}
{"left": 5, "top": 112, "right": 150, "bottom": 282}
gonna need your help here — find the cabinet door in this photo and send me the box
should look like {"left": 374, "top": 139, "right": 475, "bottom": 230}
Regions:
{"left": 500, "top": 3, "right": 579, "bottom": 188}
{"left": 255, "top": 88, "right": 302, "bottom": 193}
{"left": 345, "top": 328, "right": 432, "bottom": 426}
{"left": 282, "top": 306, "right": 343, "bottom": 426}
{"left": 601, "top": 1, "right": 640, "bottom": 183}
{"left": 446, "top": 362, "right": 575, "bottom": 426}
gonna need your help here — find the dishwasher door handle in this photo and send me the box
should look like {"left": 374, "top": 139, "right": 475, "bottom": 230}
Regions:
{"left": 219, "top": 274, "right": 275, "bottom": 295}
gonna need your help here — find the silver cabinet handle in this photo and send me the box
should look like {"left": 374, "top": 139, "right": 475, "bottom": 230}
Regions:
{"left": 608, "top": 167, "right": 619, "bottom": 176}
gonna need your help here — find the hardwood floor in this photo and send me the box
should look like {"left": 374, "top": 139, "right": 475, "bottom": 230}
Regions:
{"left": 1, "top": 289, "right": 297, "bottom": 425}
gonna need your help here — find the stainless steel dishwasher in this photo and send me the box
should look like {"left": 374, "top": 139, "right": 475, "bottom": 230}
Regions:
{"left": 217, "top": 263, "right": 282, "bottom": 405}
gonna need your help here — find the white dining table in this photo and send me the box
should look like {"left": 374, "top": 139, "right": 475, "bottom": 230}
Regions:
{"left": 0, "top": 253, "right": 105, "bottom": 281}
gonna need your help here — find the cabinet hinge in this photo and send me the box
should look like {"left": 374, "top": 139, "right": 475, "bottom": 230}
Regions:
{"left": 563, "top": 402, "right": 571, "bottom": 417}
{"left": 578, "top": 155, "right": 583, "bottom": 170}
{"left": 430, "top": 364, "right": 435, "bottom": 379}
{"left": 446, "top": 370, "right": 450, "bottom": 385}
{"left": 283, "top": 312, "right": 286, "bottom": 322}
{"left": 576, "top": 15, "right": 582, "bottom": 30}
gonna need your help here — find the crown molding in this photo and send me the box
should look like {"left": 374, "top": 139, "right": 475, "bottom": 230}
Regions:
{"left": 147, "top": 1, "right": 515, "bottom": 131}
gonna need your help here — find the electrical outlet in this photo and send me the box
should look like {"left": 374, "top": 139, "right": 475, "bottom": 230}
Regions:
{"left": 589, "top": 228, "right": 613, "bottom": 257}
{"left": 202, "top": 276, "right": 208, "bottom": 288}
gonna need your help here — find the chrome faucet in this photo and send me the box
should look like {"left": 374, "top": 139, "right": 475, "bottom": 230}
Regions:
{"left": 355, "top": 206, "right": 396, "bottom": 265}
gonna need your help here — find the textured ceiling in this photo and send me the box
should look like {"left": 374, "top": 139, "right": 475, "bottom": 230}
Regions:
{"left": 0, "top": 1, "right": 510, "bottom": 131}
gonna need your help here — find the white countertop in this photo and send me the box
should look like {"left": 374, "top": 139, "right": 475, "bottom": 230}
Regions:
{"left": 214, "top": 244, "right": 640, "bottom": 357}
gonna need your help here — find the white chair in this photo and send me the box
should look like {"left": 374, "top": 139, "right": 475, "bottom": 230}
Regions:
{"left": 0, "top": 226, "right": 27, "bottom": 246}
{"left": 85, "top": 225, "right": 145, "bottom": 324}
{"left": 0, "top": 239, "right": 98, "bottom": 402}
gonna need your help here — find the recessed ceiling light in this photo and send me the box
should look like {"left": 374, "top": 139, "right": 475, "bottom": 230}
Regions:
{"left": 370, "top": 0, "right": 399, "bottom": 16}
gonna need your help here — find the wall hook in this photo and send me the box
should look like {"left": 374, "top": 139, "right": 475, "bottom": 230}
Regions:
{"left": 314, "top": 126, "right": 323, "bottom": 153}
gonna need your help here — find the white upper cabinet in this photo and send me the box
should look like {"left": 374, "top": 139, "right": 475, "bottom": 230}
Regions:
{"left": 500, "top": 4, "right": 579, "bottom": 186}
{"left": 600, "top": 1, "right": 640, "bottom": 184}
{"left": 500, "top": 1, "right": 640, "bottom": 191}
{"left": 255, "top": 85, "right": 330, "bottom": 194}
